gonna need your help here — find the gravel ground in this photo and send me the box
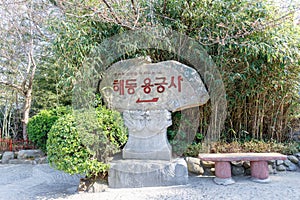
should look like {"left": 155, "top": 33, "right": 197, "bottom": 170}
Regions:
{"left": 0, "top": 164, "right": 299, "bottom": 200}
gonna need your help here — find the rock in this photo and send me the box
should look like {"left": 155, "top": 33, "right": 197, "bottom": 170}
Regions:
{"left": 283, "top": 159, "right": 293, "bottom": 167}
{"left": 245, "top": 168, "right": 251, "bottom": 175}
{"left": 294, "top": 152, "right": 300, "bottom": 159}
{"left": 100, "top": 58, "right": 210, "bottom": 112}
{"left": 286, "top": 163, "right": 298, "bottom": 171}
{"left": 231, "top": 165, "right": 245, "bottom": 176}
{"left": 35, "top": 157, "right": 48, "bottom": 164}
{"left": 209, "top": 168, "right": 215, "bottom": 176}
{"left": 17, "top": 150, "right": 44, "bottom": 160}
{"left": 268, "top": 164, "right": 275, "bottom": 174}
{"left": 231, "top": 161, "right": 243, "bottom": 167}
{"left": 78, "top": 178, "right": 108, "bottom": 193}
{"left": 276, "top": 165, "right": 286, "bottom": 171}
{"left": 268, "top": 160, "right": 275, "bottom": 165}
{"left": 201, "top": 161, "right": 215, "bottom": 168}
{"left": 2, "top": 151, "right": 14, "bottom": 164}
{"left": 186, "top": 157, "right": 204, "bottom": 175}
{"left": 186, "top": 157, "right": 201, "bottom": 165}
{"left": 243, "top": 161, "right": 251, "bottom": 169}
{"left": 288, "top": 155, "right": 299, "bottom": 164}
{"left": 276, "top": 160, "right": 284, "bottom": 166}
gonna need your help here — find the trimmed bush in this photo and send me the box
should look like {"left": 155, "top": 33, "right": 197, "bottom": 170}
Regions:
{"left": 47, "top": 106, "right": 127, "bottom": 177}
{"left": 27, "top": 107, "right": 71, "bottom": 152}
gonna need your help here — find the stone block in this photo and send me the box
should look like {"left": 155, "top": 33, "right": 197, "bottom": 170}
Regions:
{"left": 2, "top": 151, "right": 14, "bottom": 164}
{"left": 108, "top": 158, "right": 188, "bottom": 188}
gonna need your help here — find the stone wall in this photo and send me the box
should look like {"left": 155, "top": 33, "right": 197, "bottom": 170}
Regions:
{"left": 1, "top": 150, "right": 47, "bottom": 164}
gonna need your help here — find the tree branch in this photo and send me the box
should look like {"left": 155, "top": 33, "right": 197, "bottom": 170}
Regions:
{"left": 102, "top": 0, "right": 122, "bottom": 25}
{"left": 0, "top": 81, "right": 24, "bottom": 94}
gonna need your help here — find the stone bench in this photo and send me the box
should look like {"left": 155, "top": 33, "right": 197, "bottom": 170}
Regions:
{"left": 198, "top": 153, "right": 287, "bottom": 185}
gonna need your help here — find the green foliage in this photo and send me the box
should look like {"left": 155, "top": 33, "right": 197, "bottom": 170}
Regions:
{"left": 95, "top": 105, "right": 128, "bottom": 149}
{"left": 155, "top": 0, "right": 300, "bottom": 142}
{"left": 47, "top": 105, "right": 127, "bottom": 177}
{"left": 27, "top": 107, "right": 71, "bottom": 152}
{"left": 47, "top": 114, "right": 109, "bottom": 177}
{"left": 45, "top": 0, "right": 300, "bottom": 145}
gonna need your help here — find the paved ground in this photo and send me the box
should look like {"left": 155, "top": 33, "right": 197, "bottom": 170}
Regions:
{"left": 0, "top": 164, "right": 299, "bottom": 200}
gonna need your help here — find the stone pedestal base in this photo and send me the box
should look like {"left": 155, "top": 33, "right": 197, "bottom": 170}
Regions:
{"left": 122, "top": 133, "right": 172, "bottom": 160}
{"left": 108, "top": 158, "right": 188, "bottom": 188}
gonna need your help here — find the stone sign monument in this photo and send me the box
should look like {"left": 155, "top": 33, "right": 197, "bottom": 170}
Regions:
{"left": 100, "top": 57, "right": 209, "bottom": 188}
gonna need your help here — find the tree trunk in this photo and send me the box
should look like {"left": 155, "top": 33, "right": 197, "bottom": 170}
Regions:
{"left": 22, "top": 90, "right": 32, "bottom": 141}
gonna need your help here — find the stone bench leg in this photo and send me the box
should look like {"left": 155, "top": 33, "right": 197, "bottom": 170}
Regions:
{"left": 250, "top": 161, "right": 270, "bottom": 183}
{"left": 214, "top": 161, "right": 235, "bottom": 185}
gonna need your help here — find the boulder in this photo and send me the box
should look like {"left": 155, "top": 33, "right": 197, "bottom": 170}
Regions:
{"left": 287, "top": 155, "right": 299, "bottom": 164}
{"left": 231, "top": 161, "right": 243, "bottom": 167}
{"left": 185, "top": 157, "right": 204, "bottom": 175}
{"left": 201, "top": 161, "right": 215, "bottom": 168}
{"left": 294, "top": 152, "right": 300, "bottom": 159}
{"left": 286, "top": 163, "right": 298, "bottom": 171}
{"left": 276, "top": 165, "right": 286, "bottom": 171}
{"left": 231, "top": 165, "right": 245, "bottom": 176}
{"left": 243, "top": 161, "right": 251, "bottom": 169}
{"left": 2, "top": 151, "right": 14, "bottom": 164}
{"left": 276, "top": 160, "right": 284, "bottom": 166}
{"left": 283, "top": 159, "right": 293, "bottom": 167}
{"left": 35, "top": 157, "right": 48, "bottom": 164}
{"left": 268, "top": 164, "right": 276, "bottom": 174}
{"left": 78, "top": 178, "right": 108, "bottom": 193}
{"left": 17, "top": 150, "right": 44, "bottom": 160}
{"left": 268, "top": 160, "right": 275, "bottom": 165}
{"left": 245, "top": 168, "right": 251, "bottom": 175}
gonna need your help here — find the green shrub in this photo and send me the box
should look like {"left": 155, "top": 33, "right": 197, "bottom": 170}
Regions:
{"left": 27, "top": 107, "right": 71, "bottom": 152}
{"left": 95, "top": 105, "right": 127, "bottom": 148}
{"left": 47, "top": 106, "right": 127, "bottom": 177}
{"left": 47, "top": 114, "right": 109, "bottom": 177}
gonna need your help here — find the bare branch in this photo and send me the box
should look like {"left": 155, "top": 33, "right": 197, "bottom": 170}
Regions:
{"left": 102, "top": 0, "right": 122, "bottom": 25}
{"left": 131, "top": 0, "right": 137, "bottom": 16}
{"left": 0, "top": 81, "right": 24, "bottom": 94}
